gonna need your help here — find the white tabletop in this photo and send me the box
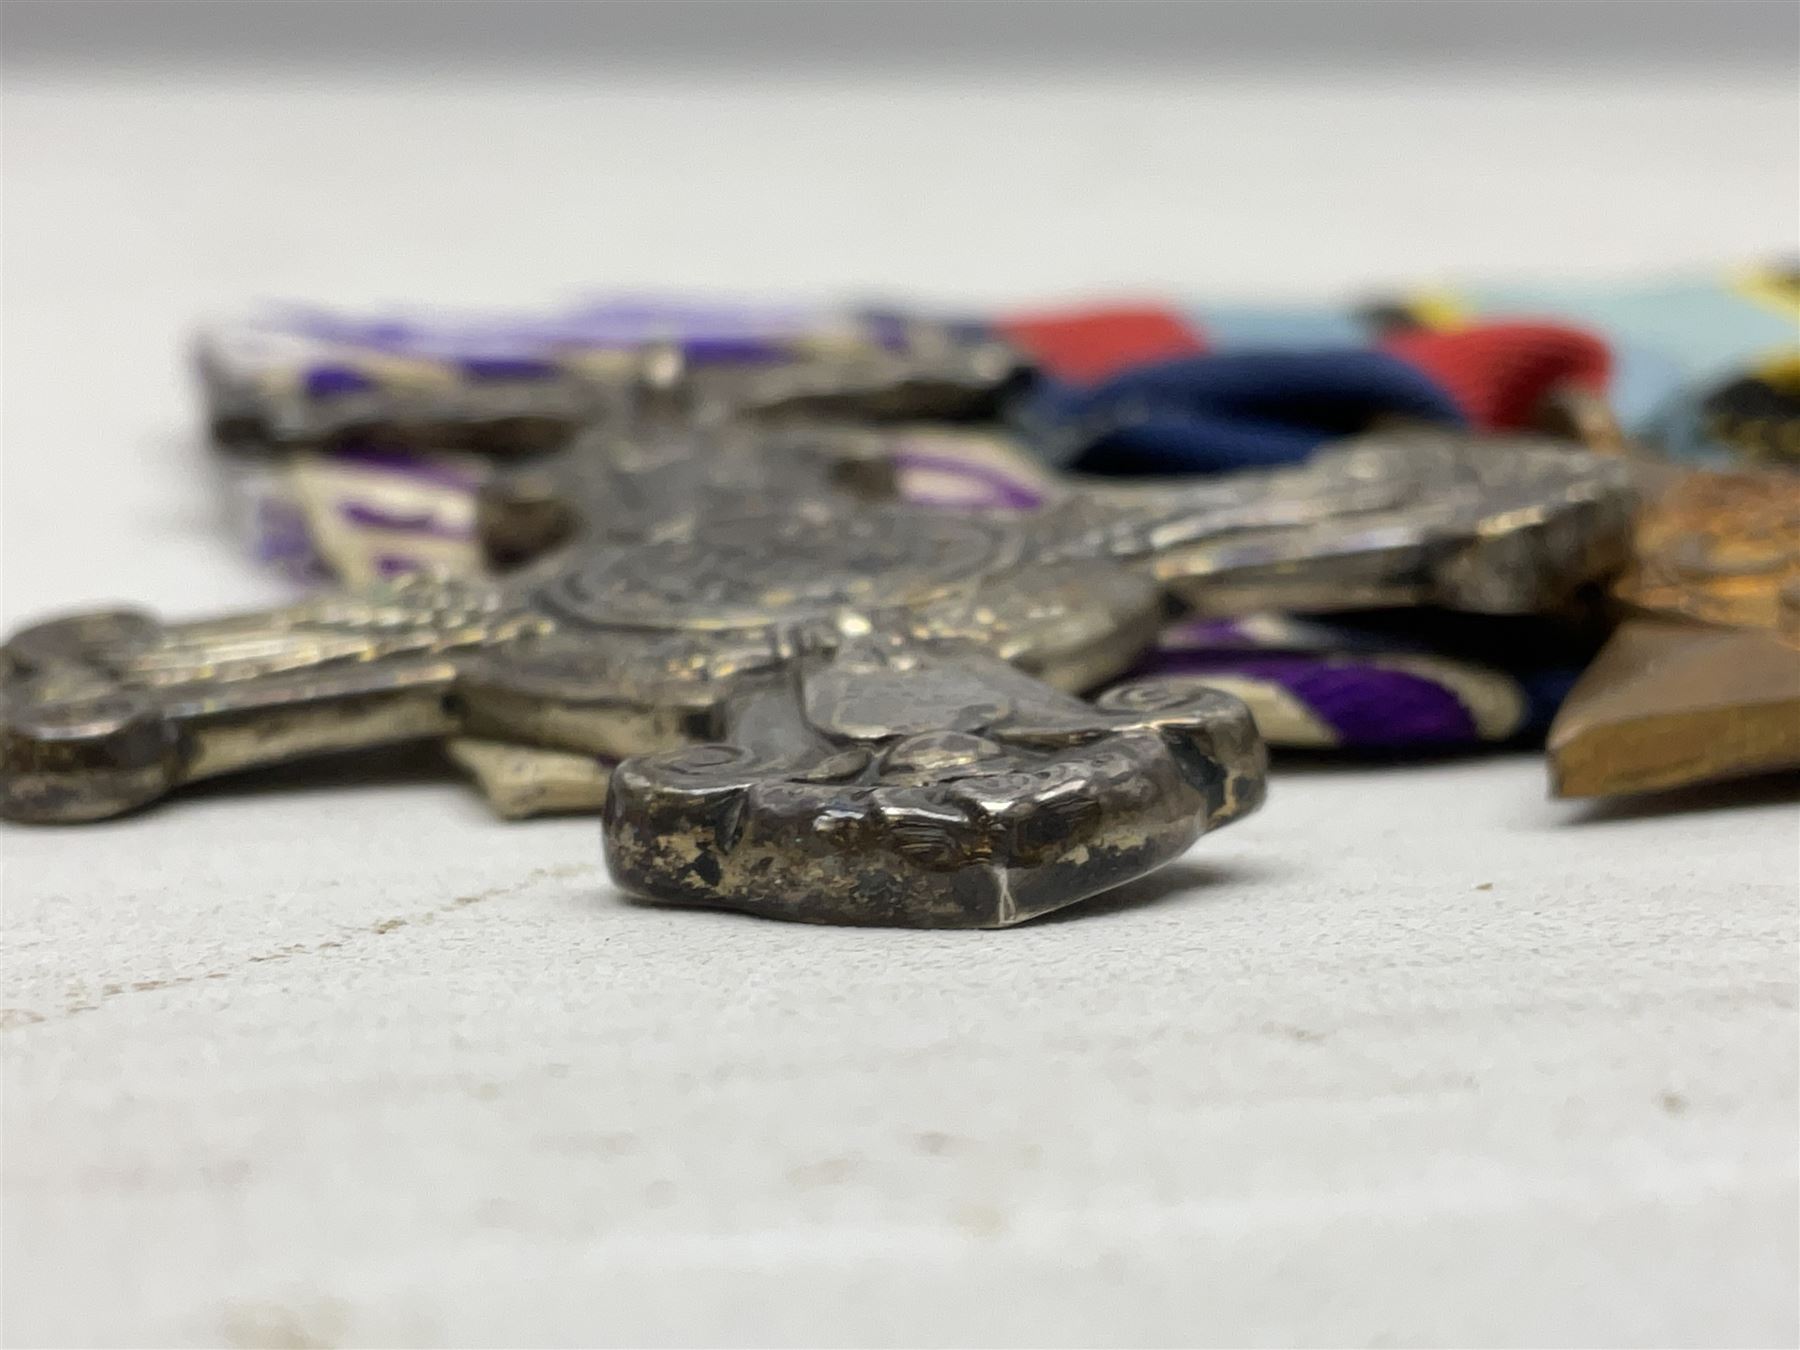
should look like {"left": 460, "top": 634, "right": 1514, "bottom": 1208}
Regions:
{"left": 3, "top": 51, "right": 1796, "bottom": 1347}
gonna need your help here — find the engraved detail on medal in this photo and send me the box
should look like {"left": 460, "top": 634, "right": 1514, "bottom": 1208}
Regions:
{"left": 603, "top": 644, "right": 1264, "bottom": 928}
{"left": 539, "top": 508, "right": 1011, "bottom": 630}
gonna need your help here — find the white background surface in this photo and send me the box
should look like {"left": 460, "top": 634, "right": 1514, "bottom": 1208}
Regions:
{"left": 3, "top": 9, "right": 1798, "bottom": 1346}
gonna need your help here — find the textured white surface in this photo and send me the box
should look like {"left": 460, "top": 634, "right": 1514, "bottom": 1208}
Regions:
{"left": 3, "top": 67, "right": 1798, "bottom": 1347}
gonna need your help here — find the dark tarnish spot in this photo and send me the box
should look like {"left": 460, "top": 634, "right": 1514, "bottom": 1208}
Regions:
{"left": 690, "top": 849, "right": 724, "bottom": 889}
{"left": 709, "top": 791, "right": 748, "bottom": 856}
{"left": 1163, "top": 733, "right": 1225, "bottom": 817}
{"left": 1012, "top": 793, "right": 1099, "bottom": 860}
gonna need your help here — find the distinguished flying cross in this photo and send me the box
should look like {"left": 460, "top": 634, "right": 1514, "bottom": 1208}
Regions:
{"left": 0, "top": 377, "right": 1633, "bottom": 926}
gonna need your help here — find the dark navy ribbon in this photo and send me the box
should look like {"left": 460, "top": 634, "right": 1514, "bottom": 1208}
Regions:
{"left": 1013, "top": 348, "right": 1467, "bottom": 474}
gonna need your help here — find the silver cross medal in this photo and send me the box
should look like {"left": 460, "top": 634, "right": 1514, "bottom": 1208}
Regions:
{"left": 0, "top": 391, "right": 1633, "bottom": 926}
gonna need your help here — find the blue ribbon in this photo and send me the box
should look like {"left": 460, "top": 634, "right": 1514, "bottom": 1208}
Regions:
{"left": 1015, "top": 348, "right": 1467, "bottom": 474}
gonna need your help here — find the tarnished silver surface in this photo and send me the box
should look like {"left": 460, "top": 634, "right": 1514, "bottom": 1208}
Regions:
{"left": 605, "top": 645, "right": 1264, "bottom": 927}
{"left": 202, "top": 311, "right": 1025, "bottom": 457}
{"left": 0, "top": 420, "right": 1633, "bottom": 925}
{"left": 715, "top": 336, "right": 1024, "bottom": 425}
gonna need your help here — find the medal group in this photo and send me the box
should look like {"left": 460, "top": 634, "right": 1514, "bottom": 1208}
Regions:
{"left": 3, "top": 275, "right": 1794, "bottom": 926}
